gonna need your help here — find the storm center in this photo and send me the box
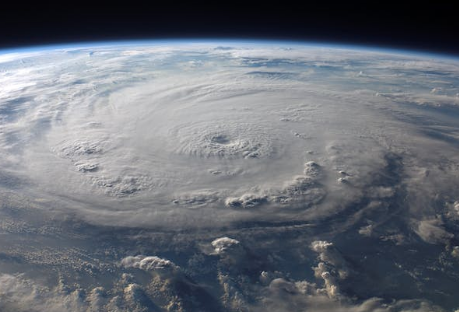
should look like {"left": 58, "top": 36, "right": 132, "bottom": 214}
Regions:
{"left": 210, "top": 134, "right": 231, "bottom": 145}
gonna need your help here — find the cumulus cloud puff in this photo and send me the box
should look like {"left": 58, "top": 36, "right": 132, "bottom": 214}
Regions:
{"left": 414, "top": 219, "right": 454, "bottom": 245}
{"left": 261, "top": 281, "right": 443, "bottom": 312}
{"left": 121, "top": 255, "right": 178, "bottom": 272}
{"left": 211, "top": 237, "right": 241, "bottom": 255}
{"left": 0, "top": 274, "right": 107, "bottom": 312}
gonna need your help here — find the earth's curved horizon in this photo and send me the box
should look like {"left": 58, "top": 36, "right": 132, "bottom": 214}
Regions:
{"left": 1, "top": 40, "right": 459, "bottom": 312}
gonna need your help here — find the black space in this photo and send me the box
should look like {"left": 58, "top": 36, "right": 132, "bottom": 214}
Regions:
{"left": 1, "top": 2, "right": 458, "bottom": 56}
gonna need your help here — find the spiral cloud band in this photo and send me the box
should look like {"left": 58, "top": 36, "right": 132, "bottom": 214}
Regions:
{"left": 1, "top": 42, "right": 459, "bottom": 311}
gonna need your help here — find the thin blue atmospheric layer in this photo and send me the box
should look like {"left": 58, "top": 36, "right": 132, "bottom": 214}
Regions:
{"left": 0, "top": 38, "right": 459, "bottom": 61}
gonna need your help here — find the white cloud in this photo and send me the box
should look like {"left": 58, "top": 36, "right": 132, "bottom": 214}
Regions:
{"left": 452, "top": 246, "right": 459, "bottom": 258}
{"left": 311, "top": 240, "right": 334, "bottom": 253}
{"left": 0, "top": 51, "right": 45, "bottom": 64}
{"left": 414, "top": 219, "right": 454, "bottom": 245}
{"left": 1, "top": 42, "right": 459, "bottom": 311}
{"left": 379, "top": 92, "right": 459, "bottom": 108}
{"left": 261, "top": 275, "right": 443, "bottom": 312}
{"left": 311, "top": 240, "right": 350, "bottom": 280}
{"left": 121, "top": 255, "right": 177, "bottom": 272}
{"left": 2, "top": 42, "right": 456, "bottom": 232}
{"left": 0, "top": 44, "right": 399, "bottom": 228}
{"left": 358, "top": 224, "right": 373, "bottom": 237}
{"left": 172, "top": 189, "right": 220, "bottom": 207}
{"left": 211, "top": 237, "right": 241, "bottom": 255}
{"left": 303, "top": 161, "right": 322, "bottom": 177}
{"left": 225, "top": 193, "right": 267, "bottom": 208}
{"left": 454, "top": 201, "right": 459, "bottom": 215}
{"left": 0, "top": 274, "right": 104, "bottom": 312}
